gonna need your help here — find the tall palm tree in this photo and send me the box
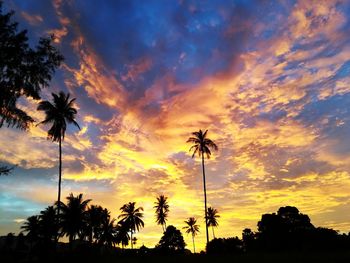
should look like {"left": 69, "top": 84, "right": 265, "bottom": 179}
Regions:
{"left": 187, "top": 129, "right": 218, "bottom": 245}
{"left": 183, "top": 217, "right": 200, "bottom": 253}
{"left": 207, "top": 207, "right": 220, "bottom": 239}
{"left": 154, "top": 195, "right": 169, "bottom": 232}
{"left": 37, "top": 91, "right": 80, "bottom": 218}
{"left": 118, "top": 202, "right": 144, "bottom": 249}
{"left": 59, "top": 193, "right": 91, "bottom": 243}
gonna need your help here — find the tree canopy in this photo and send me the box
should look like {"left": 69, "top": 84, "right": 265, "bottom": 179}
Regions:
{"left": 156, "top": 225, "right": 186, "bottom": 253}
{"left": 0, "top": 1, "right": 63, "bottom": 130}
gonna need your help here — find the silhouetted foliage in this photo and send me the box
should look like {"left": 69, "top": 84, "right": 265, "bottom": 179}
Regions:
{"left": 118, "top": 202, "right": 144, "bottom": 249}
{"left": 59, "top": 193, "right": 91, "bottom": 243}
{"left": 0, "top": 1, "right": 63, "bottom": 130}
{"left": 115, "top": 222, "right": 130, "bottom": 248}
{"left": 39, "top": 206, "right": 58, "bottom": 244}
{"left": 8, "top": 199, "right": 350, "bottom": 262}
{"left": 206, "top": 237, "right": 243, "bottom": 255}
{"left": 242, "top": 228, "right": 256, "bottom": 251}
{"left": 256, "top": 206, "right": 314, "bottom": 251}
{"left": 84, "top": 205, "right": 105, "bottom": 243}
{"left": 207, "top": 207, "right": 220, "bottom": 239}
{"left": 156, "top": 225, "right": 186, "bottom": 254}
{"left": 187, "top": 129, "right": 218, "bottom": 245}
{"left": 154, "top": 195, "right": 169, "bottom": 232}
{"left": 97, "top": 216, "right": 118, "bottom": 247}
{"left": 183, "top": 217, "right": 200, "bottom": 253}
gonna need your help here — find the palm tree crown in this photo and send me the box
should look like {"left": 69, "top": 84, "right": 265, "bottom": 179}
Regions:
{"left": 37, "top": 91, "right": 80, "bottom": 141}
{"left": 154, "top": 195, "right": 169, "bottom": 232}
{"left": 118, "top": 202, "right": 144, "bottom": 249}
{"left": 183, "top": 217, "right": 200, "bottom": 253}
{"left": 21, "top": 215, "right": 40, "bottom": 243}
{"left": 207, "top": 207, "right": 220, "bottom": 239}
{"left": 187, "top": 129, "right": 218, "bottom": 159}
{"left": 59, "top": 193, "right": 91, "bottom": 243}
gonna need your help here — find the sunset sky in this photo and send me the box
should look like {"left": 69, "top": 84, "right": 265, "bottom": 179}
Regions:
{"left": 1, "top": 0, "right": 350, "bottom": 251}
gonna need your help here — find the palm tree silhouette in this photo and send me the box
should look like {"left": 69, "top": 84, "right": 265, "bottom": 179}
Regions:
{"left": 115, "top": 222, "right": 130, "bottom": 248}
{"left": 98, "top": 215, "right": 118, "bottom": 248}
{"left": 39, "top": 206, "right": 59, "bottom": 244}
{"left": 118, "top": 202, "right": 144, "bottom": 249}
{"left": 207, "top": 207, "right": 220, "bottom": 239}
{"left": 85, "top": 205, "right": 104, "bottom": 243}
{"left": 37, "top": 92, "right": 80, "bottom": 219}
{"left": 59, "top": 193, "right": 91, "bottom": 244}
{"left": 187, "top": 129, "right": 218, "bottom": 245}
{"left": 154, "top": 195, "right": 169, "bottom": 232}
{"left": 21, "top": 215, "right": 40, "bottom": 248}
{"left": 183, "top": 217, "right": 200, "bottom": 253}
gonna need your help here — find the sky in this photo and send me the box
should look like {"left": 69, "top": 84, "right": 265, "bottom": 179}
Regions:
{"left": 1, "top": 0, "right": 350, "bottom": 251}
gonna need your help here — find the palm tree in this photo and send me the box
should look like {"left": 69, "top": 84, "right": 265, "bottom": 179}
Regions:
{"left": 154, "top": 195, "right": 169, "bottom": 232}
{"left": 207, "top": 207, "right": 220, "bottom": 239}
{"left": 84, "top": 205, "right": 104, "bottom": 243}
{"left": 59, "top": 193, "right": 91, "bottom": 243}
{"left": 115, "top": 222, "right": 130, "bottom": 248}
{"left": 37, "top": 91, "right": 80, "bottom": 218}
{"left": 21, "top": 215, "right": 40, "bottom": 247}
{"left": 97, "top": 216, "right": 118, "bottom": 247}
{"left": 118, "top": 202, "right": 144, "bottom": 249}
{"left": 39, "top": 206, "right": 59, "bottom": 244}
{"left": 183, "top": 217, "right": 200, "bottom": 253}
{"left": 187, "top": 129, "right": 218, "bottom": 245}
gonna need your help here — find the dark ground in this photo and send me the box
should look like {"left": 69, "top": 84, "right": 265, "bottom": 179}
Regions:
{"left": 2, "top": 251, "right": 350, "bottom": 263}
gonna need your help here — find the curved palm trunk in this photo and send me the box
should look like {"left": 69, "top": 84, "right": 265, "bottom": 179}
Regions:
{"left": 192, "top": 235, "right": 196, "bottom": 253}
{"left": 201, "top": 153, "right": 209, "bottom": 246}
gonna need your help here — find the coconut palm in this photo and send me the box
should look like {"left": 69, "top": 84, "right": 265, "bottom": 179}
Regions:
{"left": 154, "top": 195, "right": 169, "bottom": 232}
{"left": 59, "top": 193, "right": 91, "bottom": 243}
{"left": 39, "top": 206, "right": 59, "bottom": 243}
{"left": 21, "top": 215, "right": 40, "bottom": 247}
{"left": 97, "top": 216, "right": 118, "bottom": 247}
{"left": 207, "top": 207, "right": 220, "bottom": 239}
{"left": 187, "top": 129, "right": 218, "bottom": 245}
{"left": 183, "top": 217, "right": 200, "bottom": 253}
{"left": 84, "top": 205, "right": 104, "bottom": 243}
{"left": 118, "top": 202, "right": 144, "bottom": 249}
{"left": 115, "top": 222, "right": 130, "bottom": 248}
{"left": 37, "top": 91, "right": 80, "bottom": 217}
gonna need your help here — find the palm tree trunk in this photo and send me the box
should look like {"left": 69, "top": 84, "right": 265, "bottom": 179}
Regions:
{"left": 57, "top": 137, "right": 62, "bottom": 215}
{"left": 192, "top": 235, "right": 196, "bottom": 253}
{"left": 56, "top": 137, "right": 62, "bottom": 244}
{"left": 130, "top": 231, "right": 133, "bottom": 249}
{"left": 201, "top": 153, "right": 209, "bottom": 246}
